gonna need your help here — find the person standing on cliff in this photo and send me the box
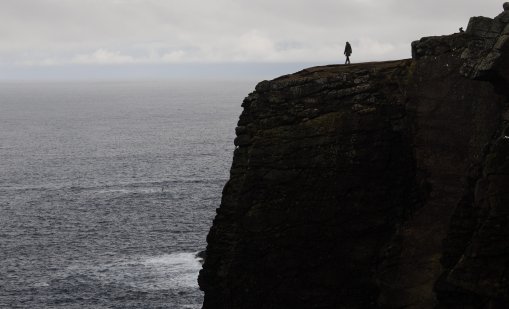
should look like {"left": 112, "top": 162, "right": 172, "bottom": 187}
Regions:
{"left": 344, "top": 42, "right": 352, "bottom": 64}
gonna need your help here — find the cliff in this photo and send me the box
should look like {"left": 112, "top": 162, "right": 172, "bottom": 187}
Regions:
{"left": 199, "top": 8, "right": 509, "bottom": 309}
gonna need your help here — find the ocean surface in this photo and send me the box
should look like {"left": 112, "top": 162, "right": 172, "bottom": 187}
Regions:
{"left": 0, "top": 80, "right": 255, "bottom": 308}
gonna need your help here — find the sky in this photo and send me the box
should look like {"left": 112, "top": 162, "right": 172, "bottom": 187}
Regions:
{"left": 0, "top": 0, "right": 504, "bottom": 80}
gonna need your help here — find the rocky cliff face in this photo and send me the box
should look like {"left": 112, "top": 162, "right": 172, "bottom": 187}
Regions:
{"left": 199, "top": 9, "right": 509, "bottom": 309}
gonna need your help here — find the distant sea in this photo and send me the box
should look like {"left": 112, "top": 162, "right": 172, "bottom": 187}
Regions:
{"left": 0, "top": 80, "right": 254, "bottom": 308}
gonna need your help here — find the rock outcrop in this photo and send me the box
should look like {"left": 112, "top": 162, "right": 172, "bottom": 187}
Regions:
{"left": 199, "top": 7, "right": 509, "bottom": 309}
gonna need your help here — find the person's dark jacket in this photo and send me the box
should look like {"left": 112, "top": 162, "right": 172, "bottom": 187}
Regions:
{"left": 344, "top": 43, "right": 352, "bottom": 56}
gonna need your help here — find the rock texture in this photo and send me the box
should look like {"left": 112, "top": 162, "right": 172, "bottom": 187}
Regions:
{"left": 199, "top": 8, "right": 509, "bottom": 309}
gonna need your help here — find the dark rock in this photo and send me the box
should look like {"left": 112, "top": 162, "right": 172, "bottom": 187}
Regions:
{"left": 199, "top": 8, "right": 509, "bottom": 309}
{"left": 233, "top": 134, "right": 251, "bottom": 147}
{"left": 195, "top": 250, "right": 207, "bottom": 264}
{"left": 234, "top": 126, "right": 247, "bottom": 136}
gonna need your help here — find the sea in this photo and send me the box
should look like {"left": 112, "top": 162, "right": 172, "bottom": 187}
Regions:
{"left": 0, "top": 80, "right": 255, "bottom": 308}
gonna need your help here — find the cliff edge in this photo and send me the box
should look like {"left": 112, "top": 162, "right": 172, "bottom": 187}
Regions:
{"left": 199, "top": 8, "right": 509, "bottom": 309}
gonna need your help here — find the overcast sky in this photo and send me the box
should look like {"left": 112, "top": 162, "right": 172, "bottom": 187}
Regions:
{"left": 0, "top": 0, "right": 503, "bottom": 80}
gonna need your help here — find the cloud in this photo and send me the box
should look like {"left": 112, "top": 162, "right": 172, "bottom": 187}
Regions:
{"left": 233, "top": 30, "right": 276, "bottom": 60}
{"left": 72, "top": 49, "right": 135, "bottom": 64}
{"left": 357, "top": 38, "right": 395, "bottom": 56}
{"left": 17, "top": 48, "right": 191, "bottom": 66}
{"left": 15, "top": 58, "right": 58, "bottom": 67}
{"left": 161, "top": 50, "right": 186, "bottom": 63}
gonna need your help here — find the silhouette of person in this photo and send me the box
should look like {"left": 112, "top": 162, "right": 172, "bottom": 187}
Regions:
{"left": 459, "top": 27, "right": 464, "bottom": 33}
{"left": 344, "top": 42, "right": 352, "bottom": 64}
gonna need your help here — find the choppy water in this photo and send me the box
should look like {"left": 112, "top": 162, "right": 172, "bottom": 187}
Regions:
{"left": 0, "top": 80, "right": 253, "bottom": 308}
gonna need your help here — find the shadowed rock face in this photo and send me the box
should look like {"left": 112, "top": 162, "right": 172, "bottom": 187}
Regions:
{"left": 199, "top": 10, "right": 509, "bottom": 309}
{"left": 200, "top": 61, "right": 418, "bottom": 309}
